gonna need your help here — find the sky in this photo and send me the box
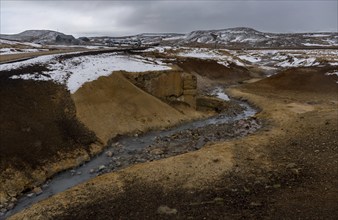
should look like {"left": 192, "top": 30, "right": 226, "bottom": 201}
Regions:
{"left": 1, "top": 0, "right": 337, "bottom": 37}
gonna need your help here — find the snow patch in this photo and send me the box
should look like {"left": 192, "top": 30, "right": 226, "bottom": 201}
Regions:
{"left": 212, "top": 87, "right": 230, "bottom": 101}
{"left": 325, "top": 71, "right": 338, "bottom": 83}
{"left": 238, "top": 55, "right": 261, "bottom": 63}
{"left": 8, "top": 53, "right": 171, "bottom": 93}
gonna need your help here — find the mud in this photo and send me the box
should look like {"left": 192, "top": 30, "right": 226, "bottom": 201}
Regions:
{"left": 177, "top": 57, "right": 252, "bottom": 83}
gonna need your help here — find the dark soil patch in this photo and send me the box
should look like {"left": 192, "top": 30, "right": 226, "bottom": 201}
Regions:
{"left": 177, "top": 58, "right": 252, "bottom": 83}
{"left": 56, "top": 167, "right": 310, "bottom": 220}
{"left": 51, "top": 110, "right": 338, "bottom": 220}
{"left": 0, "top": 78, "right": 97, "bottom": 169}
{"left": 57, "top": 48, "right": 149, "bottom": 61}
{"left": 243, "top": 66, "right": 338, "bottom": 94}
{"left": 0, "top": 64, "right": 50, "bottom": 79}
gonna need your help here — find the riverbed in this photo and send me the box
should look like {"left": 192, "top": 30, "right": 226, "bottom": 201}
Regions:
{"left": 3, "top": 92, "right": 260, "bottom": 219}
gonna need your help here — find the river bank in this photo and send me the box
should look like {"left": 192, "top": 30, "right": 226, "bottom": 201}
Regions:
{"left": 8, "top": 66, "right": 337, "bottom": 220}
{"left": 2, "top": 90, "right": 260, "bottom": 218}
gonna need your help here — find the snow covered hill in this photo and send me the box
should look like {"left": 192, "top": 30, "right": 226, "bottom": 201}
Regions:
{"left": 0, "top": 30, "right": 80, "bottom": 45}
{"left": 1, "top": 28, "right": 337, "bottom": 48}
{"left": 177, "top": 27, "right": 338, "bottom": 48}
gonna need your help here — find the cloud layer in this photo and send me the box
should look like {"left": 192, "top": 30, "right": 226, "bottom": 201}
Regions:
{"left": 1, "top": 0, "right": 337, "bottom": 36}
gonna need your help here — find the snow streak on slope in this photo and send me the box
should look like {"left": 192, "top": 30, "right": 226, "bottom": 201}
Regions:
{"left": 5, "top": 53, "right": 171, "bottom": 93}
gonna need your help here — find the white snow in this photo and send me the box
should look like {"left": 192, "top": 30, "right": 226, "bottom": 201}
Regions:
{"left": 303, "top": 34, "right": 331, "bottom": 37}
{"left": 8, "top": 53, "right": 171, "bottom": 93}
{"left": 0, "top": 39, "right": 42, "bottom": 47}
{"left": 0, "top": 48, "right": 47, "bottom": 55}
{"left": 325, "top": 71, "right": 338, "bottom": 83}
{"left": 144, "top": 46, "right": 172, "bottom": 53}
{"left": 238, "top": 55, "right": 261, "bottom": 63}
{"left": 212, "top": 87, "right": 230, "bottom": 101}
{"left": 178, "top": 50, "right": 219, "bottom": 59}
{"left": 325, "top": 71, "right": 338, "bottom": 77}
{"left": 162, "top": 35, "right": 186, "bottom": 41}
{"left": 302, "top": 43, "right": 330, "bottom": 47}
{"left": 277, "top": 57, "right": 319, "bottom": 67}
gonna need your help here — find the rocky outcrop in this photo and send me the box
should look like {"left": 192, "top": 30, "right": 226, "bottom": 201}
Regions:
{"left": 125, "top": 70, "right": 197, "bottom": 108}
{"left": 71, "top": 72, "right": 202, "bottom": 144}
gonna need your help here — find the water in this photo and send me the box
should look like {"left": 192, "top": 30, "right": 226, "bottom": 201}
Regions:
{"left": 3, "top": 93, "right": 257, "bottom": 219}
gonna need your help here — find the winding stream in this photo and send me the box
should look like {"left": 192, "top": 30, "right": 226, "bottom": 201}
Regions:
{"left": 3, "top": 93, "right": 259, "bottom": 219}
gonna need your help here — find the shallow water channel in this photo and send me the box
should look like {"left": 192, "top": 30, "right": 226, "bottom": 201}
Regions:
{"left": 3, "top": 94, "right": 259, "bottom": 219}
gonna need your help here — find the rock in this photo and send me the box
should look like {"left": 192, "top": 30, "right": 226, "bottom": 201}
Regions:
{"left": 213, "top": 197, "right": 224, "bottom": 204}
{"left": 98, "top": 165, "right": 106, "bottom": 171}
{"left": 105, "top": 151, "right": 113, "bottom": 157}
{"left": 157, "top": 205, "right": 177, "bottom": 215}
{"left": 89, "top": 169, "right": 95, "bottom": 174}
{"left": 286, "top": 163, "right": 297, "bottom": 169}
{"left": 27, "top": 193, "right": 34, "bottom": 198}
{"left": 76, "top": 171, "right": 82, "bottom": 175}
{"left": 273, "top": 184, "right": 281, "bottom": 189}
{"left": 7, "top": 203, "right": 14, "bottom": 210}
{"left": 250, "top": 201, "right": 262, "bottom": 207}
{"left": 33, "top": 187, "right": 43, "bottom": 195}
{"left": 134, "top": 133, "right": 139, "bottom": 137}
{"left": 150, "top": 148, "right": 164, "bottom": 155}
{"left": 0, "top": 208, "right": 7, "bottom": 213}
{"left": 10, "top": 197, "right": 17, "bottom": 203}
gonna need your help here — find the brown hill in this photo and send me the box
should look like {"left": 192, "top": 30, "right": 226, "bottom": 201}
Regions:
{"left": 72, "top": 71, "right": 204, "bottom": 144}
{"left": 177, "top": 58, "right": 252, "bottom": 83}
{"left": 247, "top": 67, "right": 338, "bottom": 93}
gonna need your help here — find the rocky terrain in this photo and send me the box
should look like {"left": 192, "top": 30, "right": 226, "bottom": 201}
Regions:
{"left": 1, "top": 27, "right": 337, "bottom": 48}
{"left": 5, "top": 64, "right": 337, "bottom": 219}
{"left": 0, "top": 31, "right": 337, "bottom": 219}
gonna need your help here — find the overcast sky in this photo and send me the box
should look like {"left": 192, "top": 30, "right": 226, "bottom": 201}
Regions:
{"left": 1, "top": 0, "right": 337, "bottom": 37}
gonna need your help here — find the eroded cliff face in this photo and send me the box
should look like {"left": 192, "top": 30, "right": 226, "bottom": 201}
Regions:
{"left": 0, "top": 69, "right": 207, "bottom": 211}
{"left": 0, "top": 79, "right": 98, "bottom": 208}
{"left": 71, "top": 71, "right": 203, "bottom": 144}
{"left": 124, "top": 70, "right": 197, "bottom": 108}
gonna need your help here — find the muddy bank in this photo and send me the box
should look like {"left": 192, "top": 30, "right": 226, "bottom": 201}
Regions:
{"left": 3, "top": 97, "right": 258, "bottom": 218}
{"left": 0, "top": 77, "right": 98, "bottom": 206}
{"left": 177, "top": 58, "right": 252, "bottom": 83}
{"left": 0, "top": 67, "right": 213, "bottom": 216}
{"left": 71, "top": 72, "right": 205, "bottom": 144}
{"left": 8, "top": 66, "right": 338, "bottom": 220}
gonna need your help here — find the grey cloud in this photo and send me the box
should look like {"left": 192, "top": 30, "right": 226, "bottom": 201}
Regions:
{"left": 1, "top": 1, "right": 337, "bottom": 36}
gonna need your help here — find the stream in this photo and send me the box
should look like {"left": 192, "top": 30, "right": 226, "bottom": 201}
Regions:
{"left": 3, "top": 92, "right": 259, "bottom": 219}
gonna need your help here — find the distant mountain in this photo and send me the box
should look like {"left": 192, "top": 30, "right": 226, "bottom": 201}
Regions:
{"left": 175, "top": 27, "right": 338, "bottom": 48}
{"left": 1, "top": 28, "right": 337, "bottom": 48}
{"left": 0, "top": 30, "right": 80, "bottom": 45}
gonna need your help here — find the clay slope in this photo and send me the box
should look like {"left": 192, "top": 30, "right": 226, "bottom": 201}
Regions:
{"left": 72, "top": 72, "right": 199, "bottom": 144}
{"left": 177, "top": 58, "right": 252, "bottom": 83}
{"left": 246, "top": 66, "right": 338, "bottom": 94}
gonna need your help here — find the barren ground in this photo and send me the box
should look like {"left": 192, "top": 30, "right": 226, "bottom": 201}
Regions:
{"left": 9, "top": 66, "right": 338, "bottom": 219}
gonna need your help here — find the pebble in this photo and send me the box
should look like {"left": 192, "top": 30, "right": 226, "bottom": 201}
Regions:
{"left": 106, "top": 151, "right": 113, "bottom": 157}
{"left": 98, "top": 165, "right": 106, "bottom": 171}
{"left": 7, "top": 203, "right": 14, "bottom": 210}
{"left": 286, "top": 163, "right": 297, "bottom": 169}
{"left": 27, "top": 193, "right": 34, "bottom": 198}
{"left": 250, "top": 201, "right": 262, "bottom": 207}
{"left": 33, "top": 187, "right": 43, "bottom": 195}
{"left": 157, "top": 205, "right": 177, "bottom": 215}
{"left": 89, "top": 169, "right": 95, "bottom": 174}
